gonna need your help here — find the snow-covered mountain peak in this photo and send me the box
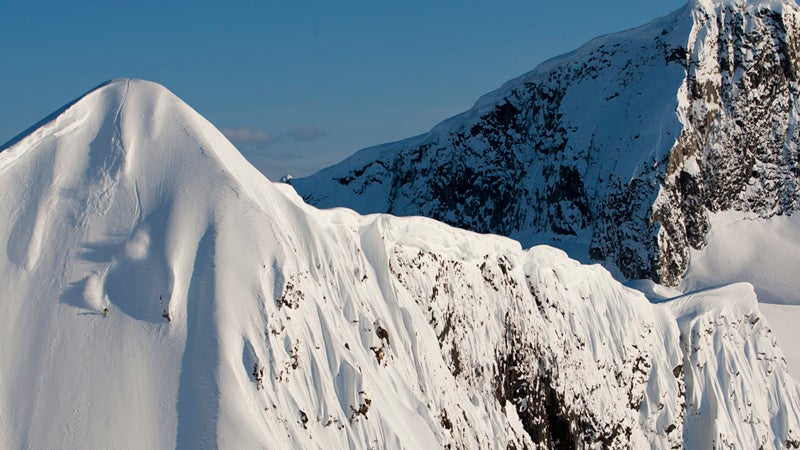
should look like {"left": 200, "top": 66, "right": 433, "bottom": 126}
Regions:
{"left": 2, "top": 78, "right": 800, "bottom": 448}
{"left": 294, "top": 0, "right": 800, "bottom": 289}
{"left": 1, "top": 77, "right": 281, "bottom": 226}
{"left": 2, "top": 78, "right": 260, "bottom": 178}
{"left": 690, "top": 0, "right": 796, "bottom": 12}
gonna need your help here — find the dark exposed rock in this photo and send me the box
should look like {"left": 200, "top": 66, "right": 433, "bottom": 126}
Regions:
{"left": 389, "top": 247, "right": 684, "bottom": 448}
{"left": 295, "top": 1, "right": 800, "bottom": 286}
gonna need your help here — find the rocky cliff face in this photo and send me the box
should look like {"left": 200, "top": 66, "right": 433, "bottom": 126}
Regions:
{"left": 3, "top": 79, "right": 799, "bottom": 449}
{"left": 293, "top": 0, "right": 800, "bottom": 286}
{"left": 654, "top": 0, "right": 800, "bottom": 284}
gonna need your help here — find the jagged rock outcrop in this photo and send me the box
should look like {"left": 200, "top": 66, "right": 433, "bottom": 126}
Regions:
{"left": 2, "top": 79, "right": 799, "bottom": 449}
{"left": 293, "top": 0, "right": 800, "bottom": 286}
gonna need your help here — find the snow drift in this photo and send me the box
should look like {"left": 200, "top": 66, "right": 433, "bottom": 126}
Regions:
{"left": 1, "top": 79, "right": 799, "bottom": 448}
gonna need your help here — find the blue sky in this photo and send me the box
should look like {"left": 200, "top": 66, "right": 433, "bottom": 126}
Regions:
{"left": 1, "top": 0, "right": 686, "bottom": 179}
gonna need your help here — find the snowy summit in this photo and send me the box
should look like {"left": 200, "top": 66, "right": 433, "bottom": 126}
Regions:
{"left": 0, "top": 77, "right": 799, "bottom": 448}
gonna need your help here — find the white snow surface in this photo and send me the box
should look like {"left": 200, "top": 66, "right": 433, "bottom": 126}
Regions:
{"left": 0, "top": 79, "right": 799, "bottom": 448}
{"left": 682, "top": 211, "right": 800, "bottom": 305}
{"left": 667, "top": 283, "right": 800, "bottom": 449}
{"left": 692, "top": 0, "right": 794, "bottom": 13}
{"left": 678, "top": 210, "right": 800, "bottom": 380}
{"left": 760, "top": 303, "right": 800, "bottom": 378}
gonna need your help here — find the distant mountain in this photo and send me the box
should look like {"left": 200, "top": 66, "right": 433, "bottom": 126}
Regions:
{"left": 293, "top": 0, "right": 800, "bottom": 288}
{"left": 1, "top": 79, "right": 798, "bottom": 448}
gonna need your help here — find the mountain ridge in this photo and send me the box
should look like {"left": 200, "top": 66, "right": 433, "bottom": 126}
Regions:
{"left": 293, "top": 0, "right": 800, "bottom": 290}
{"left": 1, "top": 77, "right": 800, "bottom": 448}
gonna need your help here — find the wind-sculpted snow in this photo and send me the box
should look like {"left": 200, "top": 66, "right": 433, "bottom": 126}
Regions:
{"left": 1, "top": 78, "right": 799, "bottom": 449}
{"left": 293, "top": 0, "right": 800, "bottom": 288}
{"left": 668, "top": 284, "right": 800, "bottom": 448}
{"left": 386, "top": 243, "right": 685, "bottom": 448}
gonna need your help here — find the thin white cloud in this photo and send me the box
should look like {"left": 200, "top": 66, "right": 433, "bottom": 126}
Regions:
{"left": 222, "top": 126, "right": 326, "bottom": 148}
{"left": 221, "top": 127, "right": 278, "bottom": 147}
{"left": 286, "top": 126, "right": 325, "bottom": 142}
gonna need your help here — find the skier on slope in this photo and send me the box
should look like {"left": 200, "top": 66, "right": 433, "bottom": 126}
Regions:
{"left": 103, "top": 307, "right": 109, "bottom": 317}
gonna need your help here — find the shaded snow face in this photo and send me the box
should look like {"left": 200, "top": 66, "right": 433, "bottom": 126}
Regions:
{"left": 1, "top": 78, "right": 799, "bottom": 449}
{"left": 293, "top": 0, "right": 800, "bottom": 287}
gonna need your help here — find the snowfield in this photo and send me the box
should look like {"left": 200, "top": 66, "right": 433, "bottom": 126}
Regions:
{"left": 0, "top": 79, "right": 799, "bottom": 449}
{"left": 682, "top": 212, "right": 800, "bottom": 306}
{"left": 680, "top": 211, "right": 800, "bottom": 379}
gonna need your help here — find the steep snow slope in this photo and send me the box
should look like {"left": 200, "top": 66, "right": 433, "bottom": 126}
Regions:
{"left": 667, "top": 283, "right": 800, "bottom": 449}
{"left": 682, "top": 211, "right": 800, "bottom": 304}
{"left": 1, "top": 79, "right": 799, "bottom": 448}
{"left": 293, "top": 0, "right": 800, "bottom": 288}
{"left": 676, "top": 210, "right": 800, "bottom": 378}
{"left": 0, "top": 78, "right": 285, "bottom": 449}
{"left": 761, "top": 303, "right": 800, "bottom": 377}
{"left": 631, "top": 206, "right": 800, "bottom": 379}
